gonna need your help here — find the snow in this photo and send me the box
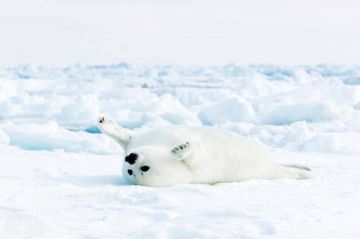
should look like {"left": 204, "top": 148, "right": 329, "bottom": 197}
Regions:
{"left": 0, "top": 64, "right": 360, "bottom": 238}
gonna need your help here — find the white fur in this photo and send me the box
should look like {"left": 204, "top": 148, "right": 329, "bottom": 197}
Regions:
{"left": 98, "top": 116, "right": 311, "bottom": 187}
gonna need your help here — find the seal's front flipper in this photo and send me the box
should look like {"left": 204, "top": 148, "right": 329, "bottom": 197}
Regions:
{"left": 171, "top": 142, "right": 192, "bottom": 160}
{"left": 98, "top": 115, "right": 131, "bottom": 150}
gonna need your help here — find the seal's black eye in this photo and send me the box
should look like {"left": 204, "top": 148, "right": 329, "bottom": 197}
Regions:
{"left": 127, "top": 169, "right": 133, "bottom": 175}
{"left": 140, "top": 166, "right": 150, "bottom": 172}
{"left": 125, "top": 153, "right": 138, "bottom": 165}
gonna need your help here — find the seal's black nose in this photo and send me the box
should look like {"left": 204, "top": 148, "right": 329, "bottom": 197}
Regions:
{"left": 125, "top": 153, "right": 138, "bottom": 165}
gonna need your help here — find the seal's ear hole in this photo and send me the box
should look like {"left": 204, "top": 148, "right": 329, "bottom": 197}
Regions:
{"left": 140, "top": 165, "right": 150, "bottom": 172}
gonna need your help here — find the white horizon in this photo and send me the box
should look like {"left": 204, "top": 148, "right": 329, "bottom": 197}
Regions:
{"left": 0, "top": 0, "right": 359, "bottom": 66}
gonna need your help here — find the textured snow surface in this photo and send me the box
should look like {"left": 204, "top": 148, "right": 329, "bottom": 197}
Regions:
{"left": 0, "top": 64, "right": 359, "bottom": 238}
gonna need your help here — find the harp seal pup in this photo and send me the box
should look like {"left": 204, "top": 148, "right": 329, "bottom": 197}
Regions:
{"left": 98, "top": 116, "right": 311, "bottom": 187}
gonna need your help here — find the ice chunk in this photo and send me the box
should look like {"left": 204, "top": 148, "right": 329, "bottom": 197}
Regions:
{"left": 262, "top": 101, "right": 340, "bottom": 125}
{"left": 198, "top": 98, "right": 255, "bottom": 125}
{"left": 57, "top": 95, "right": 100, "bottom": 128}
{"left": 2, "top": 121, "right": 120, "bottom": 154}
{"left": 0, "top": 127, "right": 10, "bottom": 144}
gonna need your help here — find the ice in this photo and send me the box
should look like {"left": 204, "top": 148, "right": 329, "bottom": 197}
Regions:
{"left": 354, "top": 102, "right": 360, "bottom": 110}
{"left": 0, "top": 127, "right": 10, "bottom": 144}
{"left": 261, "top": 101, "right": 340, "bottom": 125}
{"left": 57, "top": 95, "right": 100, "bottom": 128}
{"left": 0, "top": 121, "right": 121, "bottom": 154}
{"left": 0, "top": 64, "right": 360, "bottom": 239}
{"left": 198, "top": 97, "right": 255, "bottom": 125}
{"left": 301, "top": 132, "right": 360, "bottom": 155}
{"left": 344, "top": 76, "right": 360, "bottom": 85}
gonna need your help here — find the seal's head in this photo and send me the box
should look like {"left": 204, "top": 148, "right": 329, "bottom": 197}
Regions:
{"left": 122, "top": 146, "right": 191, "bottom": 187}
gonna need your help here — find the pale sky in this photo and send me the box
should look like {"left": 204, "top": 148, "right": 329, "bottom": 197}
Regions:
{"left": 0, "top": 0, "right": 359, "bottom": 66}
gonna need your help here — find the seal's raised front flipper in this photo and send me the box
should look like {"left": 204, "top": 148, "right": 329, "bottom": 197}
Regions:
{"left": 98, "top": 116, "right": 131, "bottom": 150}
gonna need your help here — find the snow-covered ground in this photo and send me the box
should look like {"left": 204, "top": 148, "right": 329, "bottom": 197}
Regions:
{"left": 0, "top": 64, "right": 359, "bottom": 238}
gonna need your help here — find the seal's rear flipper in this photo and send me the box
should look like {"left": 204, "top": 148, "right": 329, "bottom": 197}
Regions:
{"left": 283, "top": 164, "right": 311, "bottom": 171}
{"left": 270, "top": 165, "right": 312, "bottom": 180}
